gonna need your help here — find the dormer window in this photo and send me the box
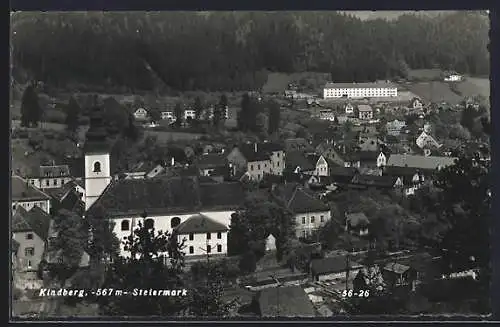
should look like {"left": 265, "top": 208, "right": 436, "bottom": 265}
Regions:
{"left": 93, "top": 162, "right": 101, "bottom": 173}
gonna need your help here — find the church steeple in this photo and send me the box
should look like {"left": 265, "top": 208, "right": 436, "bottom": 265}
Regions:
{"left": 84, "top": 106, "right": 109, "bottom": 154}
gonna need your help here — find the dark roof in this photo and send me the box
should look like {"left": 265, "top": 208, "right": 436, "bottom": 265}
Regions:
{"left": 311, "top": 256, "right": 362, "bottom": 275}
{"left": 356, "top": 151, "right": 380, "bottom": 162}
{"left": 176, "top": 213, "right": 228, "bottom": 234}
{"left": 351, "top": 174, "right": 398, "bottom": 188}
{"left": 383, "top": 166, "right": 422, "bottom": 185}
{"left": 35, "top": 165, "right": 71, "bottom": 178}
{"left": 345, "top": 212, "right": 370, "bottom": 228}
{"left": 12, "top": 239, "right": 20, "bottom": 253}
{"left": 276, "top": 184, "right": 329, "bottom": 214}
{"left": 12, "top": 206, "right": 51, "bottom": 241}
{"left": 257, "top": 286, "right": 316, "bottom": 317}
{"left": 11, "top": 176, "right": 51, "bottom": 201}
{"left": 238, "top": 142, "right": 284, "bottom": 162}
{"left": 286, "top": 151, "right": 315, "bottom": 172}
{"left": 195, "top": 153, "right": 227, "bottom": 170}
{"left": 87, "top": 177, "right": 245, "bottom": 217}
{"left": 384, "top": 262, "right": 411, "bottom": 274}
{"left": 306, "top": 154, "right": 321, "bottom": 166}
{"left": 130, "top": 161, "right": 156, "bottom": 173}
{"left": 62, "top": 158, "right": 85, "bottom": 178}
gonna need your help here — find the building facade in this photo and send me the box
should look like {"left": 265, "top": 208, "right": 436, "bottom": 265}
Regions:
{"left": 323, "top": 82, "right": 398, "bottom": 99}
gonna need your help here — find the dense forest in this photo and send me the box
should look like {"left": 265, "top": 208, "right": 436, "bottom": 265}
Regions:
{"left": 10, "top": 11, "right": 490, "bottom": 93}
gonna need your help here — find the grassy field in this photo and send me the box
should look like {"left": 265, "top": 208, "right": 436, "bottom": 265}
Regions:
{"left": 407, "top": 68, "right": 444, "bottom": 81}
{"left": 11, "top": 139, "right": 53, "bottom": 176}
{"left": 144, "top": 130, "right": 204, "bottom": 143}
{"left": 262, "top": 72, "right": 330, "bottom": 95}
{"left": 404, "top": 81, "right": 463, "bottom": 105}
{"left": 458, "top": 77, "right": 490, "bottom": 98}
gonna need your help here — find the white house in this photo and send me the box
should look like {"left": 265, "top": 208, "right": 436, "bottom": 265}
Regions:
{"left": 444, "top": 74, "right": 463, "bottom": 82}
{"left": 357, "top": 104, "right": 374, "bottom": 120}
{"left": 313, "top": 155, "right": 330, "bottom": 177}
{"left": 133, "top": 108, "right": 149, "bottom": 121}
{"left": 345, "top": 103, "right": 354, "bottom": 114}
{"left": 12, "top": 175, "right": 52, "bottom": 214}
{"left": 386, "top": 120, "right": 407, "bottom": 136}
{"left": 323, "top": 82, "right": 397, "bottom": 99}
{"left": 416, "top": 131, "right": 441, "bottom": 149}
{"left": 161, "top": 111, "right": 175, "bottom": 121}
{"left": 86, "top": 177, "right": 246, "bottom": 259}
{"left": 184, "top": 109, "right": 196, "bottom": 120}
{"left": 376, "top": 151, "right": 389, "bottom": 168}
{"left": 273, "top": 184, "right": 331, "bottom": 239}
{"left": 27, "top": 165, "right": 73, "bottom": 190}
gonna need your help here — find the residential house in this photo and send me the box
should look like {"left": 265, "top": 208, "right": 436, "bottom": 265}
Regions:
{"left": 184, "top": 109, "right": 196, "bottom": 121}
{"left": 285, "top": 151, "right": 316, "bottom": 174}
{"left": 195, "top": 153, "right": 229, "bottom": 177}
{"left": 319, "top": 166, "right": 358, "bottom": 187}
{"left": 357, "top": 105, "right": 373, "bottom": 120}
{"left": 12, "top": 175, "right": 51, "bottom": 214}
{"left": 343, "top": 152, "right": 361, "bottom": 169}
{"left": 305, "top": 154, "right": 337, "bottom": 177}
{"left": 27, "top": 165, "right": 73, "bottom": 189}
{"left": 382, "top": 263, "right": 418, "bottom": 289}
{"left": 319, "top": 110, "right": 336, "bottom": 121}
{"left": 86, "top": 176, "right": 246, "bottom": 259}
{"left": 310, "top": 255, "right": 363, "bottom": 282}
{"left": 133, "top": 108, "right": 149, "bottom": 121}
{"left": 12, "top": 207, "right": 51, "bottom": 289}
{"left": 444, "top": 73, "right": 463, "bottom": 82}
{"left": 226, "top": 142, "right": 285, "bottom": 181}
{"left": 284, "top": 138, "right": 314, "bottom": 153}
{"left": 410, "top": 97, "right": 424, "bottom": 110}
{"left": 284, "top": 90, "right": 297, "bottom": 99}
{"left": 255, "top": 286, "right": 316, "bottom": 317}
{"left": 386, "top": 154, "right": 457, "bottom": 173}
{"left": 120, "top": 162, "right": 164, "bottom": 180}
{"left": 386, "top": 120, "right": 407, "bottom": 136}
{"left": 272, "top": 183, "right": 331, "bottom": 239}
{"left": 356, "top": 150, "right": 381, "bottom": 168}
{"left": 358, "top": 135, "right": 379, "bottom": 152}
{"left": 175, "top": 213, "right": 228, "bottom": 258}
{"left": 345, "top": 103, "right": 354, "bottom": 115}
{"left": 349, "top": 174, "right": 400, "bottom": 191}
{"left": 345, "top": 212, "right": 370, "bottom": 236}
{"left": 377, "top": 151, "right": 389, "bottom": 167}
{"left": 353, "top": 265, "right": 385, "bottom": 292}
{"left": 383, "top": 166, "right": 425, "bottom": 196}
{"left": 161, "top": 110, "right": 175, "bottom": 122}
{"left": 416, "top": 131, "right": 441, "bottom": 149}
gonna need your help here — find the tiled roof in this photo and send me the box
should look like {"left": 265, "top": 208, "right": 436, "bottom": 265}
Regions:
{"left": 286, "top": 151, "right": 315, "bottom": 172}
{"left": 276, "top": 184, "right": 329, "bottom": 214}
{"left": 257, "top": 286, "right": 316, "bottom": 317}
{"left": 62, "top": 158, "right": 85, "bottom": 178}
{"left": 238, "top": 142, "right": 284, "bottom": 162}
{"left": 358, "top": 104, "right": 373, "bottom": 112}
{"left": 284, "top": 138, "right": 313, "bottom": 152}
{"left": 87, "top": 177, "right": 245, "bottom": 217}
{"left": 176, "top": 213, "right": 228, "bottom": 234}
{"left": 384, "top": 262, "right": 411, "bottom": 274}
{"left": 356, "top": 151, "right": 380, "bottom": 162}
{"left": 12, "top": 206, "right": 51, "bottom": 241}
{"left": 346, "top": 212, "right": 369, "bottom": 228}
{"left": 11, "top": 176, "right": 51, "bottom": 201}
{"left": 383, "top": 166, "right": 421, "bottom": 184}
{"left": 311, "top": 256, "right": 362, "bottom": 275}
{"left": 350, "top": 174, "right": 398, "bottom": 188}
{"left": 36, "top": 165, "right": 71, "bottom": 178}
{"left": 387, "top": 154, "right": 457, "bottom": 170}
{"left": 195, "top": 153, "right": 227, "bottom": 170}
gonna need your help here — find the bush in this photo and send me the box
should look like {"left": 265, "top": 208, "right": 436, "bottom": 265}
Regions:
{"left": 239, "top": 251, "right": 257, "bottom": 274}
{"left": 44, "top": 109, "right": 67, "bottom": 124}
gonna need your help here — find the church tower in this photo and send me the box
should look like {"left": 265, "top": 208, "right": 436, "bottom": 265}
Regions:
{"left": 84, "top": 106, "right": 111, "bottom": 210}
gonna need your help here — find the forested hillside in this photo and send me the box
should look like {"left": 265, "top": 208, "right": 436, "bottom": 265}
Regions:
{"left": 10, "top": 11, "right": 489, "bottom": 93}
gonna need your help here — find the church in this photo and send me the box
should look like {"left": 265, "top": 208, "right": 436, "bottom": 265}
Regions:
{"left": 82, "top": 107, "right": 246, "bottom": 260}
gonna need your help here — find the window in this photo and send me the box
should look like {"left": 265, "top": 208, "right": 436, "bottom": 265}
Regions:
{"left": 302, "top": 217, "right": 306, "bottom": 224}
{"left": 27, "top": 260, "right": 32, "bottom": 268}
{"left": 206, "top": 233, "right": 211, "bottom": 240}
{"left": 320, "top": 215, "right": 324, "bottom": 222}
{"left": 144, "top": 218, "right": 154, "bottom": 230}
{"left": 264, "top": 164, "right": 267, "bottom": 168}
{"left": 93, "top": 162, "right": 101, "bottom": 173}
{"left": 121, "top": 220, "right": 130, "bottom": 231}
{"left": 277, "top": 162, "right": 280, "bottom": 167}
{"left": 217, "top": 232, "right": 222, "bottom": 239}
{"left": 189, "top": 233, "right": 194, "bottom": 241}
{"left": 25, "top": 247, "right": 35, "bottom": 257}
{"left": 250, "top": 164, "right": 253, "bottom": 171}
{"left": 189, "top": 246, "right": 194, "bottom": 254}
{"left": 302, "top": 231, "right": 306, "bottom": 238}
{"left": 217, "top": 245, "right": 222, "bottom": 253}
{"left": 45, "top": 180, "right": 50, "bottom": 186}
{"left": 171, "top": 217, "right": 181, "bottom": 228}
{"left": 30, "top": 180, "right": 35, "bottom": 185}
{"left": 258, "top": 164, "right": 261, "bottom": 170}
{"left": 206, "top": 245, "right": 211, "bottom": 253}
{"left": 277, "top": 153, "right": 280, "bottom": 158}
{"left": 53, "top": 179, "right": 58, "bottom": 186}
{"left": 311, "top": 216, "right": 315, "bottom": 223}
{"left": 26, "top": 233, "right": 33, "bottom": 240}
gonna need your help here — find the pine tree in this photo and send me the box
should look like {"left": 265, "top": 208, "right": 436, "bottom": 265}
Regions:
{"left": 65, "top": 96, "right": 81, "bottom": 133}
{"left": 268, "top": 100, "right": 281, "bottom": 135}
{"left": 20, "top": 83, "right": 42, "bottom": 127}
{"left": 174, "top": 103, "right": 184, "bottom": 128}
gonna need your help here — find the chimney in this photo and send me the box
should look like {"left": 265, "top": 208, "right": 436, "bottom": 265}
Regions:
{"left": 254, "top": 143, "right": 258, "bottom": 153}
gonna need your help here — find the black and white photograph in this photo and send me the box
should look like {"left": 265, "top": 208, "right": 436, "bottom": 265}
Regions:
{"left": 10, "top": 10, "right": 492, "bottom": 319}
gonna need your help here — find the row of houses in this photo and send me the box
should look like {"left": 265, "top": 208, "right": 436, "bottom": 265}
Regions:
{"left": 133, "top": 105, "right": 229, "bottom": 123}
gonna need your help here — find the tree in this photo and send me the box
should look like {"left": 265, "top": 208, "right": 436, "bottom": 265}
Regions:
{"left": 237, "top": 93, "right": 259, "bottom": 132}
{"left": 460, "top": 105, "right": 478, "bottom": 132}
{"left": 98, "top": 220, "right": 187, "bottom": 316}
{"left": 174, "top": 102, "right": 184, "bottom": 128}
{"left": 46, "top": 209, "right": 88, "bottom": 287}
{"left": 84, "top": 205, "right": 120, "bottom": 264}
{"left": 65, "top": 96, "right": 81, "bottom": 133}
{"left": 193, "top": 96, "right": 203, "bottom": 121}
{"left": 122, "top": 113, "right": 140, "bottom": 141}
{"left": 102, "top": 97, "right": 129, "bottom": 134}
{"left": 267, "top": 100, "right": 281, "bottom": 135}
{"left": 20, "top": 83, "right": 42, "bottom": 127}
{"left": 448, "top": 124, "right": 471, "bottom": 141}
{"left": 149, "top": 110, "right": 161, "bottom": 123}
{"left": 213, "top": 94, "right": 228, "bottom": 128}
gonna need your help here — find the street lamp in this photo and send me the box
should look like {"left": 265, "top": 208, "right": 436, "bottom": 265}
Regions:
{"left": 269, "top": 274, "right": 283, "bottom": 317}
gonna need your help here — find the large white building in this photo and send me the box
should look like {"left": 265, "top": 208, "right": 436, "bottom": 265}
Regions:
{"left": 323, "top": 82, "right": 398, "bottom": 99}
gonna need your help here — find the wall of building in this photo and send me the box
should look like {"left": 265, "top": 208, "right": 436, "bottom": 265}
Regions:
{"left": 269, "top": 151, "right": 285, "bottom": 175}
{"left": 28, "top": 177, "right": 73, "bottom": 189}
{"left": 12, "top": 231, "right": 46, "bottom": 273}
{"left": 84, "top": 153, "right": 112, "bottom": 210}
{"left": 295, "top": 210, "right": 331, "bottom": 238}
{"left": 178, "top": 231, "right": 228, "bottom": 257}
{"left": 316, "top": 269, "right": 360, "bottom": 282}
{"left": 247, "top": 160, "right": 272, "bottom": 181}
{"left": 323, "top": 87, "right": 397, "bottom": 99}
{"left": 112, "top": 210, "right": 235, "bottom": 257}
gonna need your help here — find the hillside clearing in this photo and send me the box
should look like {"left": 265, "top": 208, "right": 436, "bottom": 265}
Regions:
{"left": 404, "top": 81, "right": 463, "bottom": 105}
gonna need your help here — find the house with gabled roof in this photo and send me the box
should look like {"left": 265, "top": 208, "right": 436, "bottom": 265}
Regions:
{"left": 383, "top": 166, "right": 425, "bottom": 196}
{"left": 310, "top": 255, "right": 363, "bottom": 282}
{"left": 416, "top": 131, "right": 441, "bottom": 150}
{"left": 226, "top": 141, "right": 285, "bottom": 181}
{"left": 285, "top": 151, "right": 316, "bottom": 175}
{"left": 345, "top": 212, "right": 370, "bottom": 236}
{"left": 12, "top": 175, "right": 52, "bottom": 214}
{"left": 174, "top": 213, "right": 228, "bottom": 258}
{"left": 27, "top": 164, "right": 73, "bottom": 190}
{"left": 255, "top": 285, "right": 317, "bottom": 317}
{"left": 86, "top": 176, "right": 246, "bottom": 259}
{"left": 12, "top": 207, "right": 51, "bottom": 289}
{"left": 386, "top": 154, "right": 457, "bottom": 173}
{"left": 195, "top": 153, "right": 229, "bottom": 178}
{"left": 349, "top": 174, "right": 401, "bottom": 191}
{"left": 133, "top": 107, "right": 149, "bottom": 121}
{"left": 272, "top": 183, "right": 331, "bottom": 239}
